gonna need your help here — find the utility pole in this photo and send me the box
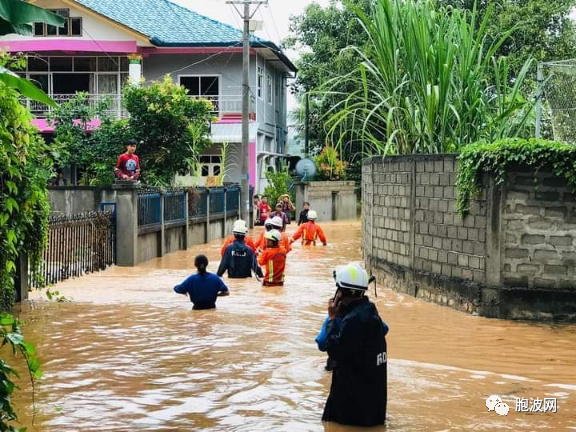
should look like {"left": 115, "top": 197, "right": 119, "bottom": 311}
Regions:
{"left": 304, "top": 92, "right": 310, "bottom": 156}
{"left": 227, "top": 0, "right": 267, "bottom": 222}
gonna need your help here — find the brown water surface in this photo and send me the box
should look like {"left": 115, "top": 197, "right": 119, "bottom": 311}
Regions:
{"left": 12, "top": 221, "right": 576, "bottom": 431}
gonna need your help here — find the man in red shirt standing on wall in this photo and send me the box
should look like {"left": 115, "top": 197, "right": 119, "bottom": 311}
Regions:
{"left": 114, "top": 139, "right": 140, "bottom": 181}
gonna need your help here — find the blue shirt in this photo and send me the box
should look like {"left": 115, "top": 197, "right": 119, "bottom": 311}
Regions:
{"left": 173, "top": 272, "right": 228, "bottom": 310}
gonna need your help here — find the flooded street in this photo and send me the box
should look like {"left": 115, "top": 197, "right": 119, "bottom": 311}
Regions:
{"left": 12, "top": 221, "right": 576, "bottom": 431}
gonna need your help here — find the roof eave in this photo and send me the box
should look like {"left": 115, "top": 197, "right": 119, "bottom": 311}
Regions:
{"left": 150, "top": 38, "right": 297, "bottom": 73}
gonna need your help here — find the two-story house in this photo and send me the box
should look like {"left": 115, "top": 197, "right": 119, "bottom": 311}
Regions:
{"left": 0, "top": 0, "right": 296, "bottom": 192}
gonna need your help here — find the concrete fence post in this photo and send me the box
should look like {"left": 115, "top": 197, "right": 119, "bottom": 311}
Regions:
{"left": 112, "top": 181, "right": 141, "bottom": 266}
{"left": 222, "top": 187, "right": 227, "bottom": 238}
{"left": 159, "top": 189, "right": 165, "bottom": 258}
{"left": 184, "top": 190, "right": 190, "bottom": 250}
{"left": 206, "top": 188, "right": 211, "bottom": 243}
{"left": 15, "top": 254, "right": 28, "bottom": 303}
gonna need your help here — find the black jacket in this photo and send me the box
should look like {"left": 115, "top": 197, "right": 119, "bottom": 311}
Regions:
{"left": 298, "top": 209, "right": 309, "bottom": 225}
{"left": 217, "top": 240, "right": 261, "bottom": 278}
{"left": 322, "top": 297, "right": 387, "bottom": 427}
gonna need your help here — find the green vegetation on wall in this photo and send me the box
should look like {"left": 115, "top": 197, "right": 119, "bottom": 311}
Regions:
{"left": 456, "top": 138, "right": 576, "bottom": 215}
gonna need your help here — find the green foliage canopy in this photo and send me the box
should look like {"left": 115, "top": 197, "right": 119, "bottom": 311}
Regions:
{"left": 48, "top": 93, "right": 130, "bottom": 185}
{"left": 436, "top": 0, "right": 576, "bottom": 77}
{"left": 0, "top": 55, "right": 51, "bottom": 311}
{"left": 284, "top": 0, "right": 372, "bottom": 160}
{"left": 49, "top": 76, "right": 215, "bottom": 186}
{"left": 264, "top": 167, "right": 294, "bottom": 206}
{"left": 123, "top": 75, "right": 214, "bottom": 185}
{"left": 323, "top": 0, "right": 535, "bottom": 156}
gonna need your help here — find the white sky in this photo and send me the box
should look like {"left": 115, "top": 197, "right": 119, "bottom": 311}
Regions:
{"left": 173, "top": 0, "right": 330, "bottom": 45}
{"left": 173, "top": 0, "right": 331, "bottom": 109}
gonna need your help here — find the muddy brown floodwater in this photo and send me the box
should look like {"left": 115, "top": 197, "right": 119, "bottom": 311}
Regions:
{"left": 10, "top": 221, "right": 576, "bottom": 431}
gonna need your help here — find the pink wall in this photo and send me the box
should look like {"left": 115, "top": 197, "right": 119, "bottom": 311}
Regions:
{"left": 32, "top": 118, "right": 101, "bottom": 132}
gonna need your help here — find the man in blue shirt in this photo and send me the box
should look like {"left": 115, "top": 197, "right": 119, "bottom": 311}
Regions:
{"left": 174, "top": 255, "right": 229, "bottom": 310}
{"left": 217, "top": 221, "right": 262, "bottom": 279}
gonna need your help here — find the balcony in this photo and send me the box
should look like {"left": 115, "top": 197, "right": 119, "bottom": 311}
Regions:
{"left": 22, "top": 93, "right": 256, "bottom": 122}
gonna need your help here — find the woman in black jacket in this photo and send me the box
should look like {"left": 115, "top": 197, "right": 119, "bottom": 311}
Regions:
{"left": 321, "top": 263, "right": 388, "bottom": 427}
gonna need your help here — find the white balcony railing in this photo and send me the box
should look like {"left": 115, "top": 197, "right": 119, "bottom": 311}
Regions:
{"left": 21, "top": 93, "right": 255, "bottom": 121}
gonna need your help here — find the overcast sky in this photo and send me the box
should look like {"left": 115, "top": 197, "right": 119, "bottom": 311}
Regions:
{"left": 173, "top": 0, "right": 330, "bottom": 45}
{"left": 172, "top": 0, "right": 331, "bottom": 109}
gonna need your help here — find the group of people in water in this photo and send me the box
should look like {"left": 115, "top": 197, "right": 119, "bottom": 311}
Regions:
{"left": 172, "top": 203, "right": 388, "bottom": 428}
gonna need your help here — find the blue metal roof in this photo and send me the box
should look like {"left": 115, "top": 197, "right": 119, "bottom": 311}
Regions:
{"left": 76, "top": 0, "right": 261, "bottom": 47}
{"left": 73, "top": 0, "right": 296, "bottom": 71}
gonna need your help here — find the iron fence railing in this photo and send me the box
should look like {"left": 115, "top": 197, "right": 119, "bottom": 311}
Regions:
{"left": 209, "top": 188, "right": 226, "bottom": 214}
{"left": 189, "top": 188, "right": 208, "bottom": 219}
{"left": 137, "top": 185, "right": 242, "bottom": 227}
{"left": 138, "top": 191, "right": 162, "bottom": 227}
{"left": 29, "top": 211, "right": 115, "bottom": 288}
{"left": 164, "top": 190, "right": 186, "bottom": 223}
{"left": 226, "top": 186, "right": 240, "bottom": 213}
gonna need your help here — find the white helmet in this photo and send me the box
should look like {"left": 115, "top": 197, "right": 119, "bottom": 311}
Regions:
{"left": 307, "top": 210, "right": 318, "bottom": 220}
{"left": 269, "top": 216, "right": 283, "bottom": 228}
{"left": 232, "top": 219, "right": 248, "bottom": 235}
{"left": 264, "top": 229, "right": 282, "bottom": 242}
{"left": 333, "top": 263, "right": 370, "bottom": 291}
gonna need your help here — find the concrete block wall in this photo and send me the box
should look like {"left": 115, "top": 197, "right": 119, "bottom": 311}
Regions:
{"left": 48, "top": 186, "right": 116, "bottom": 214}
{"left": 413, "top": 158, "right": 487, "bottom": 284}
{"left": 295, "top": 181, "right": 357, "bottom": 222}
{"left": 363, "top": 154, "right": 576, "bottom": 320}
{"left": 502, "top": 171, "right": 576, "bottom": 290}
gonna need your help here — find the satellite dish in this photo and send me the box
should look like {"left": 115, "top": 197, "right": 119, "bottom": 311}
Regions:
{"left": 295, "top": 158, "right": 316, "bottom": 181}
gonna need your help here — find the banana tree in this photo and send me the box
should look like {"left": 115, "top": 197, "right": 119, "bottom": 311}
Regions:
{"left": 0, "top": 0, "right": 65, "bottom": 106}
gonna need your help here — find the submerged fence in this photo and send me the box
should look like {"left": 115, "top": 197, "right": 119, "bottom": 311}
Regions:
{"left": 29, "top": 211, "right": 116, "bottom": 288}
{"left": 137, "top": 186, "right": 241, "bottom": 228}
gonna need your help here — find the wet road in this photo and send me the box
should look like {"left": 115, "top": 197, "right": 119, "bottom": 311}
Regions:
{"left": 12, "top": 221, "right": 576, "bottom": 431}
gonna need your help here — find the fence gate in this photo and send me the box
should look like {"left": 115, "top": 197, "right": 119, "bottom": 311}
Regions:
{"left": 29, "top": 211, "right": 116, "bottom": 288}
{"left": 536, "top": 60, "right": 576, "bottom": 143}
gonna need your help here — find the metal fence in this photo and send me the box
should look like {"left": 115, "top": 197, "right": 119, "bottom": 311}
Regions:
{"left": 29, "top": 211, "right": 115, "bottom": 288}
{"left": 536, "top": 60, "right": 576, "bottom": 143}
{"left": 137, "top": 186, "right": 241, "bottom": 227}
{"left": 164, "top": 190, "right": 186, "bottom": 223}
{"left": 226, "top": 187, "right": 240, "bottom": 213}
{"left": 189, "top": 188, "right": 209, "bottom": 218}
{"left": 209, "top": 188, "right": 226, "bottom": 214}
{"left": 138, "top": 190, "right": 162, "bottom": 227}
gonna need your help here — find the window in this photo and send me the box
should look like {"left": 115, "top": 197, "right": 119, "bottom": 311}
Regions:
{"left": 179, "top": 76, "right": 219, "bottom": 96}
{"left": 257, "top": 66, "right": 263, "bottom": 99}
{"left": 34, "top": 9, "right": 82, "bottom": 37}
{"left": 199, "top": 155, "right": 221, "bottom": 177}
{"left": 267, "top": 74, "right": 272, "bottom": 104}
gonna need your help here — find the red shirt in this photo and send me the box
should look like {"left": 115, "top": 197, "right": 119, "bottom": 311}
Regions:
{"left": 115, "top": 153, "right": 140, "bottom": 179}
{"left": 258, "top": 246, "right": 286, "bottom": 286}
{"left": 259, "top": 203, "right": 271, "bottom": 222}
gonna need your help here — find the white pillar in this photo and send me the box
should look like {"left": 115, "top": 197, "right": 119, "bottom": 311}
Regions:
{"left": 127, "top": 54, "right": 142, "bottom": 85}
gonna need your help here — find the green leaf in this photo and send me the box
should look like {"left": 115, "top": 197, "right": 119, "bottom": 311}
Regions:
{"left": 0, "top": 0, "right": 65, "bottom": 36}
{"left": 0, "top": 73, "right": 56, "bottom": 107}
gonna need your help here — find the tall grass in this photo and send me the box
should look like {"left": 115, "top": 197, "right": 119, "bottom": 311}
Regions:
{"left": 322, "top": 0, "right": 535, "bottom": 156}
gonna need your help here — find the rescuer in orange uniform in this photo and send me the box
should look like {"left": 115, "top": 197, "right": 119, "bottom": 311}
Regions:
{"left": 220, "top": 220, "right": 256, "bottom": 256}
{"left": 258, "top": 229, "right": 287, "bottom": 287}
{"left": 254, "top": 216, "right": 292, "bottom": 253}
{"left": 289, "top": 210, "right": 327, "bottom": 246}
